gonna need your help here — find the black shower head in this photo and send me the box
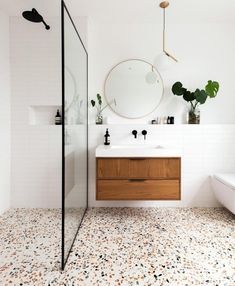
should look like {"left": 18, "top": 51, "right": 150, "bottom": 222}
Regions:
{"left": 22, "top": 8, "right": 50, "bottom": 30}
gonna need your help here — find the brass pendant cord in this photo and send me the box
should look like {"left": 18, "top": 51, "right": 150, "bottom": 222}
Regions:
{"left": 163, "top": 8, "right": 166, "bottom": 51}
{"left": 161, "top": 2, "right": 178, "bottom": 62}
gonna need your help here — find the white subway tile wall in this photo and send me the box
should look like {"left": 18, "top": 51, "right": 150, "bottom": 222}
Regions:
{"left": 0, "top": 10, "right": 11, "bottom": 214}
{"left": 10, "top": 17, "right": 62, "bottom": 208}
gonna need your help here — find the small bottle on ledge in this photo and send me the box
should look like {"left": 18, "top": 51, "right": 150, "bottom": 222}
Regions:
{"left": 55, "top": 109, "right": 62, "bottom": 125}
{"left": 104, "top": 128, "right": 110, "bottom": 145}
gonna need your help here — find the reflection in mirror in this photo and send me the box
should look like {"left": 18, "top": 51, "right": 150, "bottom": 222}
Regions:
{"left": 104, "top": 59, "right": 164, "bottom": 119}
{"left": 65, "top": 66, "right": 84, "bottom": 125}
{"left": 62, "top": 2, "right": 88, "bottom": 269}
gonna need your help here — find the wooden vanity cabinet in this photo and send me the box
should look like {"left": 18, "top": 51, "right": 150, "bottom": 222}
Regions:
{"left": 96, "top": 157, "right": 181, "bottom": 200}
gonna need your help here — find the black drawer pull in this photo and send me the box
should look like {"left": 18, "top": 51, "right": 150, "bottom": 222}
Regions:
{"left": 128, "top": 179, "right": 146, "bottom": 182}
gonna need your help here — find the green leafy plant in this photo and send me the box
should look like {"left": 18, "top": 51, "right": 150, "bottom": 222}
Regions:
{"left": 91, "top": 94, "right": 116, "bottom": 114}
{"left": 172, "top": 80, "right": 220, "bottom": 112}
{"left": 90, "top": 94, "right": 116, "bottom": 124}
{"left": 91, "top": 94, "right": 103, "bottom": 112}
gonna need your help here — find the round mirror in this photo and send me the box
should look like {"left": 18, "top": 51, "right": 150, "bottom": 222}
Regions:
{"left": 104, "top": 59, "right": 164, "bottom": 119}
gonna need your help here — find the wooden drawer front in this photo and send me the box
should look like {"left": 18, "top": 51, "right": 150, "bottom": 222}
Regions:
{"left": 97, "top": 158, "right": 128, "bottom": 179}
{"left": 97, "top": 158, "right": 180, "bottom": 179}
{"left": 97, "top": 179, "right": 180, "bottom": 200}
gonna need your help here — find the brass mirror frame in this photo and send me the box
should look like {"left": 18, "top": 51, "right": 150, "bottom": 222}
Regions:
{"left": 104, "top": 59, "right": 164, "bottom": 119}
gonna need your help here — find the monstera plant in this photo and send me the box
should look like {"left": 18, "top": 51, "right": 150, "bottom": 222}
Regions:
{"left": 172, "top": 80, "right": 219, "bottom": 124}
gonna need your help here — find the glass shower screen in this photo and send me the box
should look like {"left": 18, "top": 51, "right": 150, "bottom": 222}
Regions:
{"left": 61, "top": 1, "right": 88, "bottom": 269}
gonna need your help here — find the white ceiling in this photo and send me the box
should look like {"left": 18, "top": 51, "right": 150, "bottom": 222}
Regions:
{"left": 1, "top": 0, "right": 235, "bottom": 23}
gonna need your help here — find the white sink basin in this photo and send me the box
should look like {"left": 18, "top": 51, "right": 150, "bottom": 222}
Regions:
{"left": 96, "top": 144, "right": 181, "bottom": 157}
{"left": 110, "top": 144, "right": 164, "bottom": 149}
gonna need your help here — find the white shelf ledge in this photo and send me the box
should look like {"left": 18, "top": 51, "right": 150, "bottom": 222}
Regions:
{"left": 29, "top": 105, "right": 62, "bottom": 126}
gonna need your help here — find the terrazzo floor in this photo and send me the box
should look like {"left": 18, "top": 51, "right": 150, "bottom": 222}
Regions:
{"left": 0, "top": 208, "right": 235, "bottom": 286}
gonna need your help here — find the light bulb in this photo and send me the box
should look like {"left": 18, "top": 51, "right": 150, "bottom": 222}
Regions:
{"left": 145, "top": 71, "right": 157, "bottom": 84}
{"left": 153, "top": 52, "right": 174, "bottom": 72}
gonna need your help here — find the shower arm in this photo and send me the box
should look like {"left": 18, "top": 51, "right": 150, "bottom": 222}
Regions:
{"left": 42, "top": 19, "right": 50, "bottom": 30}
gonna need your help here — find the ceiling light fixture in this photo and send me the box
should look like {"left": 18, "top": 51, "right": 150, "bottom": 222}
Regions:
{"left": 145, "top": 65, "right": 158, "bottom": 84}
{"left": 154, "top": 1, "right": 178, "bottom": 70}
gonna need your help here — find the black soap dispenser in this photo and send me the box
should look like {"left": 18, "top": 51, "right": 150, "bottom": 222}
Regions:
{"left": 55, "top": 109, "right": 62, "bottom": 125}
{"left": 104, "top": 128, "right": 110, "bottom": 145}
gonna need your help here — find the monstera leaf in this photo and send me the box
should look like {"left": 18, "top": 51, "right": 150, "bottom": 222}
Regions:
{"left": 172, "top": 79, "right": 219, "bottom": 118}
{"left": 194, "top": 89, "right": 208, "bottom": 104}
{"left": 183, "top": 91, "right": 196, "bottom": 102}
{"left": 172, "top": 82, "right": 186, "bottom": 96}
{"left": 205, "top": 80, "right": 219, "bottom": 98}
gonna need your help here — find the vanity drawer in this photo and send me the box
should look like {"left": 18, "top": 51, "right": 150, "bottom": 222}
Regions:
{"left": 97, "top": 158, "right": 180, "bottom": 179}
{"left": 97, "top": 179, "right": 180, "bottom": 200}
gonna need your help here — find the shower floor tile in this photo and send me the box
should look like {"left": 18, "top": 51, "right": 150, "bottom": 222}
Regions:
{"left": 0, "top": 208, "right": 234, "bottom": 285}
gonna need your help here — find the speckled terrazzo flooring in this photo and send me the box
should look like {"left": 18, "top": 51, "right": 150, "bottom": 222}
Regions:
{"left": 64, "top": 207, "right": 86, "bottom": 260}
{"left": 0, "top": 208, "right": 235, "bottom": 286}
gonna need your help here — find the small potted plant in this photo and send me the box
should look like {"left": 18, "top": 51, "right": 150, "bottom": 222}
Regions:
{"left": 91, "top": 94, "right": 116, "bottom": 124}
{"left": 172, "top": 80, "right": 219, "bottom": 124}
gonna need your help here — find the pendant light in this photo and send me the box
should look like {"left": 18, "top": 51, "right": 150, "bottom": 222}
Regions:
{"left": 145, "top": 65, "right": 158, "bottom": 84}
{"left": 154, "top": 1, "right": 178, "bottom": 71}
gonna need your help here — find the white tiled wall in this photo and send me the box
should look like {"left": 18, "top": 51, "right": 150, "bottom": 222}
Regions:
{"left": 88, "top": 22, "right": 235, "bottom": 125}
{"left": 0, "top": 10, "right": 11, "bottom": 214}
{"left": 87, "top": 13, "right": 235, "bottom": 206}
{"left": 89, "top": 124, "right": 235, "bottom": 207}
{"left": 7, "top": 9, "right": 235, "bottom": 209}
{"left": 9, "top": 13, "right": 88, "bottom": 208}
{"left": 10, "top": 17, "right": 62, "bottom": 208}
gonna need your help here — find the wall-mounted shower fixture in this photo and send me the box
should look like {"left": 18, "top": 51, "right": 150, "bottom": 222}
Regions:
{"left": 22, "top": 8, "right": 50, "bottom": 30}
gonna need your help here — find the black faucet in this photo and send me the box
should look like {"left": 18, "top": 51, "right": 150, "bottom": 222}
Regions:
{"left": 142, "top": 130, "right": 147, "bottom": 140}
{"left": 132, "top": 130, "right": 138, "bottom": 139}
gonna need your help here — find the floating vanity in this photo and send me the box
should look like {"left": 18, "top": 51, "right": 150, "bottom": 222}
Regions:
{"left": 96, "top": 145, "right": 181, "bottom": 200}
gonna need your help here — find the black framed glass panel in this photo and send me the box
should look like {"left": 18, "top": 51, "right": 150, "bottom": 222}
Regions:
{"left": 61, "top": 1, "right": 88, "bottom": 269}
